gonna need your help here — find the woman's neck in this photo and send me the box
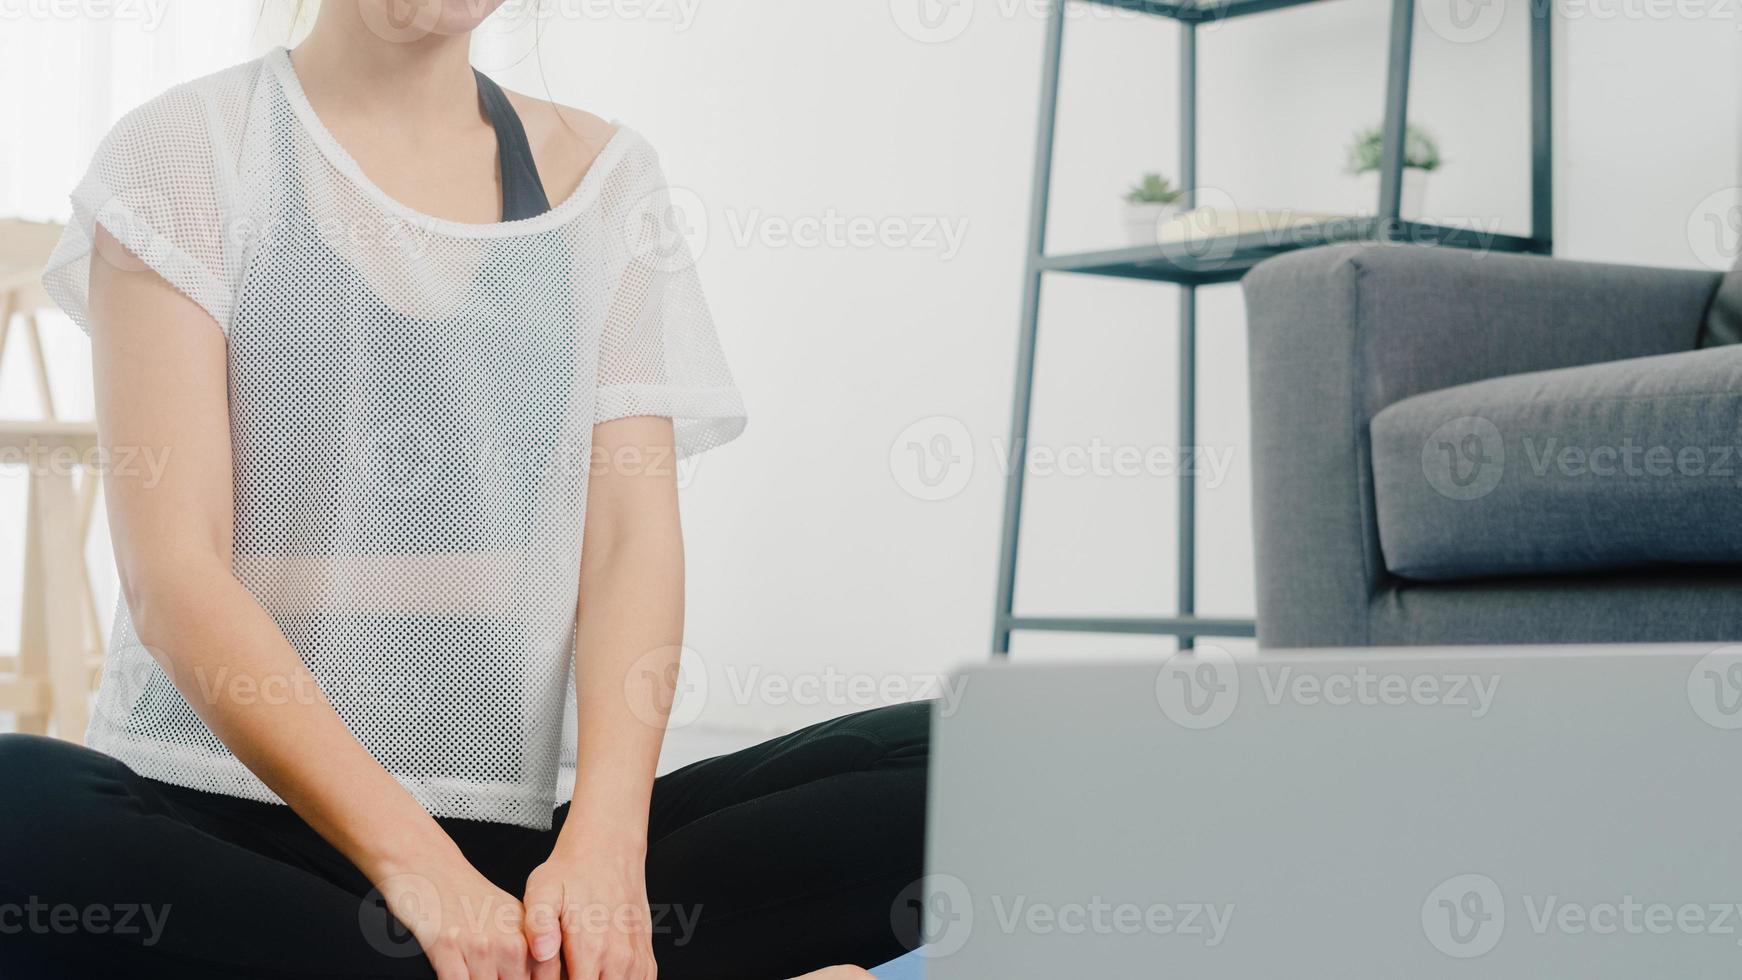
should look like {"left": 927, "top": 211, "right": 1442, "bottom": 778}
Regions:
{"left": 289, "top": 7, "right": 480, "bottom": 134}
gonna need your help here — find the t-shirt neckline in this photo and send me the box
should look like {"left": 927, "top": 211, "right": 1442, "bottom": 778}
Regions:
{"left": 264, "top": 46, "right": 630, "bottom": 240}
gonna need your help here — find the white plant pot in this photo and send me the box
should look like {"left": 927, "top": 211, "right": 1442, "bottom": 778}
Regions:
{"left": 1123, "top": 201, "right": 1182, "bottom": 247}
{"left": 1358, "top": 168, "right": 1430, "bottom": 219}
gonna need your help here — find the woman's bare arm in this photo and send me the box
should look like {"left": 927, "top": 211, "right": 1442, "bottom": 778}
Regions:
{"left": 522, "top": 414, "right": 683, "bottom": 980}
{"left": 566, "top": 415, "right": 685, "bottom": 849}
{"left": 88, "top": 226, "right": 533, "bottom": 980}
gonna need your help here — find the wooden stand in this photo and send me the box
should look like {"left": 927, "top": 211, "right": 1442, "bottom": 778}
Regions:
{"left": 1, "top": 218, "right": 103, "bottom": 740}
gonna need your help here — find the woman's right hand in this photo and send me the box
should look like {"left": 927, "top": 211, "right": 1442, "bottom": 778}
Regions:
{"left": 378, "top": 859, "right": 536, "bottom": 980}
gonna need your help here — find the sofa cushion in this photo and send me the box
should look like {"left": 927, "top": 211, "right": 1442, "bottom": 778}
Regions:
{"left": 1370, "top": 344, "right": 1742, "bottom": 581}
{"left": 1699, "top": 256, "right": 1742, "bottom": 346}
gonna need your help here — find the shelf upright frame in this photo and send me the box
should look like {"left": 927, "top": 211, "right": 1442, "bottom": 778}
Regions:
{"left": 1174, "top": 20, "right": 1198, "bottom": 650}
{"left": 990, "top": 0, "right": 1068, "bottom": 657}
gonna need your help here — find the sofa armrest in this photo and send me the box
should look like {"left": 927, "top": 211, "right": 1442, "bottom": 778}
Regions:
{"left": 1241, "top": 243, "right": 1720, "bottom": 648}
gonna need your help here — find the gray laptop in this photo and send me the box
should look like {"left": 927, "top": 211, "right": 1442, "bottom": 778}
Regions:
{"left": 921, "top": 645, "right": 1742, "bottom": 978}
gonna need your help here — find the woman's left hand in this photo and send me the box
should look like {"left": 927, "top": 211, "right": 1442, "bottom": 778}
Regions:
{"left": 522, "top": 841, "right": 657, "bottom": 980}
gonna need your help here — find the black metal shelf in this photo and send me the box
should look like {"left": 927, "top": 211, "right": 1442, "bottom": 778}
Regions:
{"left": 1085, "top": 0, "right": 1347, "bottom": 22}
{"left": 1004, "top": 615, "right": 1259, "bottom": 638}
{"left": 1040, "top": 220, "right": 1546, "bottom": 286}
{"left": 989, "top": 0, "right": 1553, "bottom": 655}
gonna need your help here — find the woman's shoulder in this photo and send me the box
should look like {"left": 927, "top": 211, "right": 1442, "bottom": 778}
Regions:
{"left": 94, "top": 56, "right": 271, "bottom": 188}
{"left": 107, "top": 57, "right": 268, "bottom": 143}
{"left": 499, "top": 88, "right": 640, "bottom": 205}
{"left": 78, "top": 56, "right": 273, "bottom": 211}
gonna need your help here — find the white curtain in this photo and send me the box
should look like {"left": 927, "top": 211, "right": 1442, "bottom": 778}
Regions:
{"left": 1, "top": 2, "right": 266, "bottom": 220}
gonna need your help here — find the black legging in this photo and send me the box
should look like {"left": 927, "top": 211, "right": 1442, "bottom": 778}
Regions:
{"left": 0, "top": 701, "right": 930, "bottom": 980}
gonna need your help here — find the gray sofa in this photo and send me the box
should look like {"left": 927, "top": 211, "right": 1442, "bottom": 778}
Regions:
{"left": 1242, "top": 243, "right": 1742, "bottom": 649}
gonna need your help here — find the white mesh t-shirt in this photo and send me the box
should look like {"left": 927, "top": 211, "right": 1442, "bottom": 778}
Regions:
{"left": 41, "top": 49, "right": 746, "bottom": 830}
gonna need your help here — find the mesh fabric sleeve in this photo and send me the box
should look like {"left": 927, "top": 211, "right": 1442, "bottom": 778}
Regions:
{"left": 41, "top": 82, "right": 244, "bottom": 336}
{"left": 595, "top": 139, "right": 746, "bottom": 458}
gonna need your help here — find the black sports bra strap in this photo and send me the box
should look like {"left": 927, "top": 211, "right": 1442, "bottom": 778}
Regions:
{"left": 473, "top": 69, "right": 552, "bottom": 221}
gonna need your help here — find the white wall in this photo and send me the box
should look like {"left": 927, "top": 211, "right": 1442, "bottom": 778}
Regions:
{"left": 476, "top": 0, "right": 1742, "bottom": 729}
{"left": 3, "top": 0, "right": 1738, "bottom": 735}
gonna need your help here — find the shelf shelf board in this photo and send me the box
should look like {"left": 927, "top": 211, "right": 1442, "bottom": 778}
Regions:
{"left": 1004, "top": 614, "right": 1257, "bottom": 639}
{"left": 1038, "top": 219, "right": 1546, "bottom": 286}
{"left": 1081, "top": 0, "right": 1344, "bottom": 23}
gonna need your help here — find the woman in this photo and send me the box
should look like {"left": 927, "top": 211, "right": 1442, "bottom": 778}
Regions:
{"left": 0, "top": 2, "right": 930, "bottom": 978}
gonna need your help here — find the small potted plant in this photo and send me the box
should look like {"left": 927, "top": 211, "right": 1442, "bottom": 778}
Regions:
{"left": 1122, "top": 173, "right": 1185, "bottom": 246}
{"left": 1346, "top": 124, "right": 1441, "bottom": 219}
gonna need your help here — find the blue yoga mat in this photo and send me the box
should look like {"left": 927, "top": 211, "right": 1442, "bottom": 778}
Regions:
{"left": 870, "top": 949, "right": 924, "bottom": 980}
